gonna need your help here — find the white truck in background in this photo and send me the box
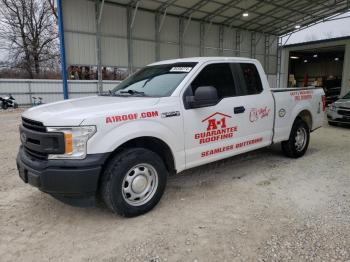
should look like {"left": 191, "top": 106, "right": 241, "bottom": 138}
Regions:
{"left": 17, "top": 57, "right": 325, "bottom": 217}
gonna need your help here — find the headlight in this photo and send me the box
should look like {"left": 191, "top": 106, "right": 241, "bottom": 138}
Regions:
{"left": 329, "top": 103, "right": 336, "bottom": 111}
{"left": 47, "top": 126, "right": 96, "bottom": 159}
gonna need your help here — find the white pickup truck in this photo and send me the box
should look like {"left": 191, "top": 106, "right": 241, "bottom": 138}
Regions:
{"left": 17, "top": 57, "right": 325, "bottom": 217}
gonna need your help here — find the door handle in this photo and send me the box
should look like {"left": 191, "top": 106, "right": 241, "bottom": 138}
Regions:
{"left": 234, "top": 106, "right": 245, "bottom": 114}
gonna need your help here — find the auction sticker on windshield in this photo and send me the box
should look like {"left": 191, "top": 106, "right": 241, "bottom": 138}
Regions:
{"left": 170, "top": 67, "right": 192, "bottom": 72}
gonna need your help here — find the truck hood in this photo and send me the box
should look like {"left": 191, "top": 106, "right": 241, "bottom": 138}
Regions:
{"left": 22, "top": 96, "right": 160, "bottom": 126}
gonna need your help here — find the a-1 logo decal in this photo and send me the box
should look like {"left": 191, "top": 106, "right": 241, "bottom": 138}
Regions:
{"left": 206, "top": 115, "right": 227, "bottom": 130}
{"left": 194, "top": 112, "right": 238, "bottom": 144}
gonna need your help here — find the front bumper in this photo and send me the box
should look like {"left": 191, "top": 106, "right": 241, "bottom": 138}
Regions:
{"left": 327, "top": 110, "right": 350, "bottom": 124}
{"left": 16, "top": 146, "right": 109, "bottom": 207}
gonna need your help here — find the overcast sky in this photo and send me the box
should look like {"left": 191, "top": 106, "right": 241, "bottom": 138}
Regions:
{"left": 282, "top": 11, "right": 350, "bottom": 45}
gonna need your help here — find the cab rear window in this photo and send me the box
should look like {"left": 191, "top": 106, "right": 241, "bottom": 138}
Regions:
{"left": 232, "top": 63, "right": 263, "bottom": 96}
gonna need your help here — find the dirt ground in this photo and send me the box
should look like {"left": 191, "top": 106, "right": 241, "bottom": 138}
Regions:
{"left": 0, "top": 109, "right": 349, "bottom": 262}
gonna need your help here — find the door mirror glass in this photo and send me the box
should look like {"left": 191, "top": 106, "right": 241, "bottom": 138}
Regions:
{"left": 186, "top": 86, "right": 218, "bottom": 108}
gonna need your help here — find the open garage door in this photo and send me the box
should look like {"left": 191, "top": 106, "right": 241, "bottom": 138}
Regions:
{"left": 288, "top": 45, "right": 345, "bottom": 104}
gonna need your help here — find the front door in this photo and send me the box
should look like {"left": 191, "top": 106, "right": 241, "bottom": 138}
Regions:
{"left": 182, "top": 62, "right": 274, "bottom": 169}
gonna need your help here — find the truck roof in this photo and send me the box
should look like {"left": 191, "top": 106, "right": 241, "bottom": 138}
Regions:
{"left": 149, "top": 57, "right": 258, "bottom": 66}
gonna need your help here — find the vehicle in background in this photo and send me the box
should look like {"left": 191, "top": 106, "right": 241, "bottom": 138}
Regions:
{"left": 327, "top": 91, "right": 350, "bottom": 126}
{"left": 32, "top": 97, "right": 43, "bottom": 106}
{"left": 0, "top": 94, "right": 18, "bottom": 110}
{"left": 16, "top": 57, "right": 326, "bottom": 217}
{"left": 324, "top": 86, "right": 341, "bottom": 105}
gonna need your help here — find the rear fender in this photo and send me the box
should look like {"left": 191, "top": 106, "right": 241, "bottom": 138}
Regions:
{"left": 287, "top": 104, "right": 313, "bottom": 138}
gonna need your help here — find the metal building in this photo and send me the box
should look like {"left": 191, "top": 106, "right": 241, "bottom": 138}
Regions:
{"left": 280, "top": 36, "right": 350, "bottom": 100}
{"left": 57, "top": 0, "right": 350, "bottom": 98}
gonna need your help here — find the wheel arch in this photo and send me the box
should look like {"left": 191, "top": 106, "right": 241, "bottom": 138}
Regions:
{"left": 103, "top": 136, "right": 176, "bottom": 175}
{"left": 296, "top": 109, "right": 313, "bottom": 130}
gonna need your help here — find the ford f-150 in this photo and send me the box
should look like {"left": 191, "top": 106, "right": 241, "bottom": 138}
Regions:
{"left": 16, "top": 57, "right": 326, "bottom": 217}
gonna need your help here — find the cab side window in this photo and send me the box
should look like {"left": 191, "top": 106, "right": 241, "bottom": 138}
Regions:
{"left": 189, "top": 63, "right": 236, "bottom": 99}
{"left": 233, "top": 63, "right": 263, "bottom": 95}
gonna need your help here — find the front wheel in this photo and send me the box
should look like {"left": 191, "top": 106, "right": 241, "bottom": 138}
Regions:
{"left": 281, "top": 118, "right": 310, "bottom": 158}
{"left": 100, "top": 148, "right": 168, "bottom": 217}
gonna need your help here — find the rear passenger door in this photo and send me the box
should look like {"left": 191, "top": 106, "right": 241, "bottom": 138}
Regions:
{"left": 229, "top": 62, "right": 274, "bottom": 151}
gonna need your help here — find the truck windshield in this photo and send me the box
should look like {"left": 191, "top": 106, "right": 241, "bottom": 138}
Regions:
{"left": 111, "top": 62, "right": 197, "bottom": 97}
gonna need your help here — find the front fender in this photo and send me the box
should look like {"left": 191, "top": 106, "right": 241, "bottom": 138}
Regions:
{"left": 87, "top": 119, "right": 185, "bottom": 171}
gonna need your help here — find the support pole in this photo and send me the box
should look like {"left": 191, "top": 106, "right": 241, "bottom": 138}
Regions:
{"left": 277, "top": 36, "right": 282, "bottom": 88}
{"left": 57, "top": 0, "right": 69, "bottom": 99}
{"left": 250, "top": 32, "right": 256, "bottom": 58}
{"left": 264, "top": 34, "right": 269, "bottom": 73}
{"left": 130, "top": 1, "right": 140, "bottom": 29}
{"left": 95, "top": 0, "right": 103, "bottom": 94}
{"left": 200, "top": 22, "right": 205, "bottom": 56}
{"left": 219, "top": 25, "right": 224, "bottom": 56}
{"left": 155, "top": 13, "right": 160, "bottom": 61}
{"left": 183, "top": 15, "right": 192, "bottom": 37}
{"left": 98, "top": 0, "right": 105, "bottom": 24}
{"left": 179, "top": 17, "right": 184, "bottom": 57}
{"left": 127, "top": 6, "right": 134, "bottom": 73}
{"left": 159, "top": 8, "right": 167, "bottom": 33}
{"left": 235, "top": 30, "right": 241, "bottom": 56}
{"left": 28, "top": 81, "right": 32, "bottom": 105}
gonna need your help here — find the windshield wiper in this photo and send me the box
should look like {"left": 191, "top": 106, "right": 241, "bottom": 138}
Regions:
{"left": 120, "top": 90, "right": 146, "bottom": 96}
{"left": 99, "top": 90, "right": 120, "bottom": 97}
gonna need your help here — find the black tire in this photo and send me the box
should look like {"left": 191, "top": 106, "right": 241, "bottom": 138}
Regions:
{"left": 100, "top": 148, "right": 168, "bottom": 217}
{"left": 13, "top": 102, "right": 18, "bottom": 109}
{"left": 2, "top": 103, "right": 8, "bottom": 110}
{"left": 281, "top": 118, "right": 310, "bottom": 158}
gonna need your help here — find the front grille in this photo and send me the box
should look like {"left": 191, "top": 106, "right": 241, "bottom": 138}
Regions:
{"left": 21, "top": 117, "right": 48, "bottom": 159}
{"left": 20, "top": 118, "right": 65, "bottom": 160}
{"left": 339, "top": 106, "right": 350, "bottom": 110}
{"left": 24, "top": 146, "right": 48, "bottom": 160}
{"left": 22, "top": 117, "right": 46, "bottom": 132}
{"left": 338, "top": 110, "right": 350, "bottom": 116}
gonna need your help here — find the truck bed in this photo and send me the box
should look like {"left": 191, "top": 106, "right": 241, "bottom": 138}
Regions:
{"left": 271, "top": 86, "right": 322, "bottom": 92}
{"left": 271, "top": 87, "right": 325, "bottom": 143}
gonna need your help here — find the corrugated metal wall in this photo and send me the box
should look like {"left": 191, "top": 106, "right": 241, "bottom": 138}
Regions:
{"left": 0, "top": 80, "right": 120, "bottom": 105}
{"left": 63, "top": 0, "right": 278, "bottom": 75}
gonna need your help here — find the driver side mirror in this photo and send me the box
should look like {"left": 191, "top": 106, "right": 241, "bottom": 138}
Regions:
{"left": 186, "top": 86, "right": 218, "bottom": 109}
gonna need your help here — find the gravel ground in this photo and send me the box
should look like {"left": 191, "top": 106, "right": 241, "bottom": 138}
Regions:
{"left": 0, "top": 109, "right": 349, "bottom": 262}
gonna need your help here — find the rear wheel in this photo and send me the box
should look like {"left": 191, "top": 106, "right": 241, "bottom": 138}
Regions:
{"left": 100, "top": 148, "right": 168, "bottom": 217}
{"left": 281, "top": 118, "right": 310, "bottom": 158}
{"left": 1, "top": 103, "right": 8, "bottom": 110}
